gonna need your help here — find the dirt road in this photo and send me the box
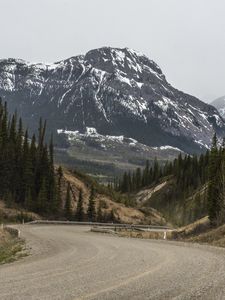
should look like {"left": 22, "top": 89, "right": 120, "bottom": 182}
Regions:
{"left": 0, "top": 225, "right": 225, "bottom": 299}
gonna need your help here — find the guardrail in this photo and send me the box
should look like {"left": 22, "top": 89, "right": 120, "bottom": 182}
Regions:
{"left": 26, "top": 220, "right": 172, "bottom": 230}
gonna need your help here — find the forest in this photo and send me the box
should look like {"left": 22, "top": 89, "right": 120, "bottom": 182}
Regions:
{"left": 1, "top": 96, "right": 225, "bottom": 227}
{"left": 0, "top": 99, "right": 117, "bottom": 223}
{"left": 117, "top": 135, "right": 225, "bottom": 227}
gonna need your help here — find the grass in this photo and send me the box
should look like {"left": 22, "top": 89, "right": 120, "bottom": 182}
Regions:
{"left": 171, "top": 217, "right": 225, "bottom": 248}
{"left": 116, "top": 229, "right": 169, "bottom": 240}
{"left": 186, "top": 223, "right": 225, "bottom": 247}
{"left": 0, "top": 230, "right": 27, "bottom": 264}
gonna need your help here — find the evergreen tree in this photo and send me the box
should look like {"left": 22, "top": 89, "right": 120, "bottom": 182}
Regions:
{"left": 0, "top": 101, "right": 58, "bottom": 216}
{"left": 87, "top": 186, "right": 96, "bottom": 222}
{"left": 135, "top": 168, "right": 142, "bottom": 190}
{"left": 217, "top": 140, "right": 225, "bottom": 224}
{"left": 109, "top": 209, "right": 116, "bottom": 223}
{"left": 36, "top": 179, "right": 47, "bottom": 213}
{"left": 64, "top": 182, "right": 72, "bottom": 220}
{"left": 55, "top": 166, "right": 63, "bottom": 215}
{"left": 76, "top": 189, "right": 84, "bottom": 221}
{"left": 207, "top": 134, "right": 220, "bottom": 225}
{"left": 97, "top": 201, "right": 103, "bottom": 222}
{"left": 24, "top": 189, "right": 33, "bottom": 211}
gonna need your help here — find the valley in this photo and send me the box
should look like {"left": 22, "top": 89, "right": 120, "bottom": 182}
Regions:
{"left": 1, "top": 1, "right": 225, "bottom": 299}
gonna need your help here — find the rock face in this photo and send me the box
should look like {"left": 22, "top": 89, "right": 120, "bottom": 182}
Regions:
{"left": 0, "top": 47, "right": 224, "bottom": 153}
{"left": 211, "top": 96, "right": 225, "bottom": 119}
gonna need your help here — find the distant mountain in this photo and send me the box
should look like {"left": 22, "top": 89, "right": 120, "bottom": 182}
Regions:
{"left": 0, "top": 47, "right": 224, "bottom": 155}
{"left": 211, "top": 96, "right": 225, "bottom": 118}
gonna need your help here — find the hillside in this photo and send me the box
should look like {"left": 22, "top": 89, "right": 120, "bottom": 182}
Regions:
{"left": 172, "top": 217, "right": 225, "bottom": 248}
{"left": 0, "top": 168, "right": 167, "bottom": 226}
{"left": 0, "top": 201, "right": 39, "bottom": 223}
{"left": 0, "top": 166, "right": 168, "bottom": 226}
{"left": 60, "top": 168, "right": 167, "bottom": 225}
{"left": 0, "top": 100, "right": 167, "bottom": 226}
{"left": 136, "top": 178, "right": 207, "bottom": 227}
{"left": 55, "top": 128, "right": 183, "bottom": 181}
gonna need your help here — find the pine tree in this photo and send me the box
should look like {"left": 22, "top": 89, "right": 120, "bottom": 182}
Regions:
{"left": 109, "top": 209, "right": 116, "bottom": 223}
{"left": 153, "top": 157, "right": 159, "bottom": 182}
{"left": 97, "top": 201, "right": 103, "bottom": 222}
{"left": 0, "top": 101, "right": 57, "bottom": 216}
{"left": 76, "top": 189, "right": 84, "bottom": 221}
{"left": 87, "top": 186, "right": 96, "bottom": 222}
{"left": 135, "top": 168, "right": 142, "bottom": 190}
{"left": 217, "top": 140, "right": 225, "bottom": 224}
{"left": 24, "top": 189, "right": 33, "bottom": 211}
{"left": 207, "top": 133, "right": 220, "bottom": 225}
{"left": 64, "top": 182, "right": 72, "bottom": 220}
{"left": 55, "top": 166, "right": 63, "bottom": 215}
{"left": 142, "top": 160, "right": 150, "bottom": 186}
{"left": 48, "top": 134, "right": 57, "bottom": 213}
{"left": 36, "top": 179, "right": 47, "bottom": 213}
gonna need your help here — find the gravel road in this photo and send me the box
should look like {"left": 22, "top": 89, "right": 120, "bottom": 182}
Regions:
{"left": 0, "top": 225, "right": 225, "bottom": 300}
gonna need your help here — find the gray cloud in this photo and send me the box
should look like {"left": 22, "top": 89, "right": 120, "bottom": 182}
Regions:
{"left": 0, "top": 0, "right": 225, "bottom": 102}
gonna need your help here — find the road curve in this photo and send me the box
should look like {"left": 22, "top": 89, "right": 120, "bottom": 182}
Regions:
{"left": 0, "top": 225, "right": 225, "bottom": 300}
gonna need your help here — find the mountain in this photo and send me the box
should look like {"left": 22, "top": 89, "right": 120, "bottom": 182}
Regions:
{"left": 0, "top": 47, "right": 224, "bottom": 156}
{"left": 211, "top": 96, "right": 225, "bottom": 118}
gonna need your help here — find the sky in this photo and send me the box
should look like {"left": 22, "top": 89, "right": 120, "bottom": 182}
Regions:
{"left": 0, "top": 0, "right": 225, "bottom": 102}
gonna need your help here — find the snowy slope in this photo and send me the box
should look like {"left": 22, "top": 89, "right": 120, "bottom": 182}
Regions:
{"left": 211, "top": 96, "right": 225, "bottom": 119}
{"left": 0, "top": 47, "right": 224, "bottom": 153}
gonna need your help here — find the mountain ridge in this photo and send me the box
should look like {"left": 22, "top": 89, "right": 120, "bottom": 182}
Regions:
{"left": 0, "top": 46, "right": 224, "bottom": 154}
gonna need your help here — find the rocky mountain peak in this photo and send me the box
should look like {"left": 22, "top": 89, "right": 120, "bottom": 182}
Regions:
{"left": 84, "top": 47, "right": 164, "bottom": 82}
{"left": 0, "top": 47, "right": 224, "bottom": 154}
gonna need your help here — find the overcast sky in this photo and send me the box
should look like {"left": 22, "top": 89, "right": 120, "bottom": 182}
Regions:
{"left": 0, "top": 0, "right": 225, "bottom": 102}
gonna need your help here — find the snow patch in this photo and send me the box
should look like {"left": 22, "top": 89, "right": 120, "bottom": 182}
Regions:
{"left": 158, "top": 145, "right": 182, "bottom": 152}
{"left": 194, "top": 140, "right": 210, "bottom": 149}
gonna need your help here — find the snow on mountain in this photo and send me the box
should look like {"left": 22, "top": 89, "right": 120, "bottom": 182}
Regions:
{"left": 57, "top": 126, "right": 183, "bottom": 164}
{"left": 0, "top": 47, "right": 224, "bottom": 154}
{"left": 211, "top": 96, "right": 225, "bottom": 118}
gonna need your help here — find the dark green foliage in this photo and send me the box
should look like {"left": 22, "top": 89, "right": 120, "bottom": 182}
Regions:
{"left": 207, "top": 134, "right": 225, "bottom": 226}
{"left": 36, "top": 179, "right": 48, "bottom": 213}
{"left": 87, "top": 186, "right": 96, "bottom": 222}
{"left": 73, "top": 169, "right": 135, "bottom": 207}
{"left": 64, "top": 182, "right": 72, "bottom": 220}
{"left": 97, "top": 201, "right": 103, "bottom": 222}
{"left": 0, "top": 99, "right": 61, "bottom": 215}
{"left": 55, "top": 166, "right": 63, "bottom": 215}
{"left": 76, "top": 189, "right": 84, "bottom": 221}
{"left": 118, "top": 152, "right": 209, "bottom": 195}
{"left": 109, "top": 209, "right": 115, "bottom": 223}
{"left": 118, "top": 132, "right": 225, "bottom": 227}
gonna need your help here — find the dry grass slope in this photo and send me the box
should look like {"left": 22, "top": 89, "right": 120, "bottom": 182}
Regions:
{"left": 171, "top": 217, "right": 225, "bottom": 248}
{"left": 62, "top": 168, "right": 167, "bottom": 225}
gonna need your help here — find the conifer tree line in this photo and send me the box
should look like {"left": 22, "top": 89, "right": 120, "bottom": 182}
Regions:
{"left": 63, "top": 183, "right": 117, "bottom": 222}
{"left": 117, "top": 134, "right": 225, "bottom": 226}
{"left": 0, "top": 100, "right": 60, "bottom": 214}
{"left": 0, "top": 99, "right": 118, "bottom": 222}
{"left": 116, "top": 153, "right": 209, "bottom": 194}
{"left": 207, "top": 134, "right": 225, "bottom": 226}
